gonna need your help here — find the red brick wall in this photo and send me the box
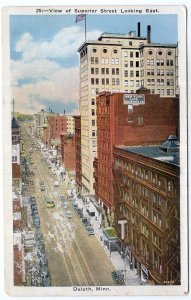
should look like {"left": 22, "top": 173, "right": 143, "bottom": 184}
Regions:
{"left": 74, "top": 116, "right": 82, "bottom": 186}
{"left": 60, "top": 134, "right": 76, "bottom": 172}
{"left": 96, "top": 91, "right": 179, "bottom": 210}
{"left": 47, "top": 115, "right": 67, "bottom": 145}
{"left": 12, "top": 164, "right": 21, "bottom": 179}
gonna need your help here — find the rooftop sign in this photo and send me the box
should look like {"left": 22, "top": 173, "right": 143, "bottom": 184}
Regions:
{"left": 123, "top": 94, "right": 145, "bottom": 105}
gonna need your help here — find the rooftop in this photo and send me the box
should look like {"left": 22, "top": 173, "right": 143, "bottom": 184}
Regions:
{"left": 11, "top": 116, "right": 19, "bottom": 129}
{"left": 123, "top": 136, "right": 180, "bottom": 166}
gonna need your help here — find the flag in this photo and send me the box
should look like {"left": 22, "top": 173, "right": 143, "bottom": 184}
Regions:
{"left": 75, "top": 14, "right": 86, "bottom": 23}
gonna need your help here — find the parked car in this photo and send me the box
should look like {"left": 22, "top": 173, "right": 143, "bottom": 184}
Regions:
{"left": 82, "top": 217, "right": 91, "bottom": 227}
{"left": 111, "top": 271, "right": 125, "bottom": 284}
{"left": 85, "top": 225, "right": 94, "bottom": 235}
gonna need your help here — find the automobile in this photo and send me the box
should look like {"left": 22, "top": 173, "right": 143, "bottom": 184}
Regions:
{"left": 40, "top": 181, "right": 45, "bottom": 186}
{"left": 85, "top": 225, "right": 94, "bottom": 235}
{"left": 82, "top": 217, "right": 91, "bottom": 227}
{"left": 59, "top": 195, "right": 65, "bottom": 201}
{"left": 111, "top": 271, "right": 125, "bottom": 284}
{"left": 39, "top": 255, "right": 48, "bottom": 267}
{"left": 44, "top": 197, "right": 55, "bottom": 208}
{"left": 76, "top": 208, "right": 83, "bottom": 218}
{"left": 66, "top": 210, "right": 72, "bottom": 219}
{"left": 33, "top": 218, "right": 40, "bottom": 228}
{"left": 40, "top": 185, "right": 45, "bottom": 191}
{"left": 54, "top": 180, "right": 59, "bottom": 187}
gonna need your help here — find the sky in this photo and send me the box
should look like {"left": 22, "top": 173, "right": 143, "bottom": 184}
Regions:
{"left": 10, "top": 13, "right": 178, "bottom": 115}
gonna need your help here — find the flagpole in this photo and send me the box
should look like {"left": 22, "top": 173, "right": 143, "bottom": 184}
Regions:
{"left": 85, "top": 15, "right": 87, "bottom": 41}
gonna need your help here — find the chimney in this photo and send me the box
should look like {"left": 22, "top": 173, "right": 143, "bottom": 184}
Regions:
{"left": 147, "top": 25, "right": 151, "bottom": 43}
{"left": 137, "top": 22, "right": 141, "bottom": 37}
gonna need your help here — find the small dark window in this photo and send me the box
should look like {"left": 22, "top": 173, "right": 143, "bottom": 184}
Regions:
{"left": 148, "top": 50, "right": 153, "bottom": 55}
{"left": 113, "top": 49, "right": 118, "bottom": 54}
{"left": 103, "top": 48, "right": 107, "bottom": 53}
{"left": 168, "top": 51, "right": 172, "bottom": 56}
{"left": 158, "top": 50, "right": 163, "bottom": 55}
{"left": 92, "top": 48, "right": 97, "bottom": 53}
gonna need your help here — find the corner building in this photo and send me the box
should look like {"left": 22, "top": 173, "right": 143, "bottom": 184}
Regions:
{"left": 95, "top": 89, "right": 179, "bottom": 217}
{"left": 78, "top": 23, "right": 178, "bottom": 195}
{"left": 112, "top": 137, "right": 180, "bottom": 285}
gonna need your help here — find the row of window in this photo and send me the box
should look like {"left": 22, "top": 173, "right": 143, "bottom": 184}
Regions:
{"left": 91, "top": 57, "right": 120, "bottom": 65}
{"left": 147, "top": 59, "right": 174, "bottom": 66}
{"left": 91, "top": 49, "right": 173, "bottom": 57}
{"left": 147, "top": 79, "right": 174, "bottom": 86}
{"left": 147, "top": 69, "right": 174, "bottom": 76}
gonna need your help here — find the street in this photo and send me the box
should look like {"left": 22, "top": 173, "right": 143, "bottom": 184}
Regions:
{"left": 22, "top": 129, "right": 117, "bottom": 286}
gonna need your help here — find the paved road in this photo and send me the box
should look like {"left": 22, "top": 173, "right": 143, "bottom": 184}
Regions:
{"left": 22, "top": 130, "right": 116, "bottom": 286}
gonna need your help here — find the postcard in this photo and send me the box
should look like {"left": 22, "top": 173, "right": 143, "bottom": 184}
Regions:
{"left": 2, "top": 4, "right": 188, "bottom": 297}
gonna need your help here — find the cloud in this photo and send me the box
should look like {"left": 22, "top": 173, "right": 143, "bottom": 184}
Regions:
{"left": 15, "top": 26, "right": 102, "bottom": 61}
{"left": 11, "top": 25, "right": 102, "bottom": 114}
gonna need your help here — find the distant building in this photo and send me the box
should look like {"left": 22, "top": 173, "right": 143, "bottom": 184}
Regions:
{"left": 66, "top": 115, "right": 75, "bottom": 135}
{"left": 12, "top": 116, "right": 21, "bottom": 189}
{"left": 112, "top": 136, "right": 180, "bottom": 285}
{"left": 60, "top": 133, "right": 76, "bottom": 172}
{"left": 46, "top": 115, "right": 67, "bottom": 148}
{"left": 33, "top": 109, "right": 47, "bottom": 138}
{"left": 78, "top": 23, "right": 179, "bottom": 196}
{"left": 95, "top": 89, "right": 179, "bottom": 217}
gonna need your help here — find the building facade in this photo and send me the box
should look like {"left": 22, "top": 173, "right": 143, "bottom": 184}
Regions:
{"left": 112, "top": 137, "right": 180, "bottom": 285}
{"left": 74, "top": 116, "right": 82, "bottom": 189}
{"left": 78, "top": 23, "right": 178, "bottom": 196}
{"left": 12, "top": 116, "right": 21, "bottom": 189}
{"left": 60, "top": 133, "right": 76, "bottom": 172}
{"left": 46, "top": 115, "right": 67, "bottom": 148}
{"left": 66, "top": 115, "right": 75, "bottom": 135}
{"left": 95, "top": 90, "right": 179, "bottom": 217}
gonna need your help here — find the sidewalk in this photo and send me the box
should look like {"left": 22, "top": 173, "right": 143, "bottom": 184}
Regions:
{"left": 89, "top": 215, "right": 141, "bottom": 286}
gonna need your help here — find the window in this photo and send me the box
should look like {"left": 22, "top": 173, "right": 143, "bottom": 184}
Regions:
{"left": 12, "top": 156, "right": 17, "bottom": 162}
{"left": 102, "top": 78, "right": 105, "bottom": 85}
{"left": 103, "top": 48, "right": 107, "bottom": 53}
{"left": 136, "top": 71, "right": 139, "bottom": 77}
{"left": 91, "top": 88, "right": 95, "bottom": 95}
{"left": 124, "top": 80, "right": 128, "bottom": 86}
{"left": 128, "top": 105, "right": 133, "bottom": 113}
{"left": 138, "top": 115, "right": 143, "bottom": 126}
{"left": 91, "top": 57, "right": 94, "bottom": 64}
{"left": 150, "top": 59, "right": 154, "bottom": 66}
{"left": 91, "top": 78, "right": 95, "bottom": 84}
{"left": 136, "top": 80, "right": 139, "bottom": 87}
{"left": 147, "top": 59, "right": 150, "bottom": 66}
{"left": 95, "top": 78, "right": 99, "bottom": 85}
{"left": 116, "top": 68, "right": 119, "bottom": 75}
{"left": 101, "top": 68, "right": 105, "bottom": 74}
{"left": 136, "top": 61, "right": 139, "bottom": 67}
{"left": 95, "top": 57, "right": 99, "bottom": 64}
{"left": 92, "top": 130, "right": 96, "bottom": 137}
{"left": 158, "top": 50, "right": 163, "bottom": 55}
{"left": 130, "top": 61, "right": 134, "bottom": 67}
{"left": 91, "top": 68, "right": 94, "bottom": 74}
{"left": 91, "top": 99, "right": 95, "bottom": 105}
{"left": 112, "top": 68, "right": 115, "bottom": 75}
{"left": 91, "top": 109, "right": 95, "bottom": 116}
{"left": 116, "top": 78, "right": 120, "bottom": 85}
{"left": 124, "top": 61, "right": 128, "bottom": 67}
{"left": 113, "top": 49, "right": 118, "bottom": 54}
{"left": 95, "top": 68, "right": 99, "bottom": 74}
{"left": 148, "top": 50, "right": 153, "bottom": 55}
{"left": 141, "top": 222, "right": 149, "bottom": 237}
{"left": 130, "top": 80, "right": 134, "bottom": 87}
{"left": 136, "top": 52, "right": 139, "bottom": 58}
{"left": 124, "top": 70, "right": 128, "bottom": 77}
{"left": 106, "top": 68, "right": 109, "bottom": 74}
{"left": 130, "top": 70, "right": 134, "bottom": 77}
{"left": 130, "top": 51, "right": 133, "bottom": 57}
{"left": 12, "top": 135, "right": 18, "bottom": 142}
{"left": 168, "top": 51, "right": 172, "bottom": 56}
{"left": 92, "top": 48, "right": 97, "bottom": 53}
{"left": 106, "top": 78, "right": 109, "bottom": 85}
{"left": 124, "top": 51, "right": 128, "bottom": 57}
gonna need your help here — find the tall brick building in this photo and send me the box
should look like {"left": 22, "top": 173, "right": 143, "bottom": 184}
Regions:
{"left": 95, "top": 89, "right": 179, "bottom": 216}
{"left": 112, "top": 136, "right": 180, "bottom": 285}
{"left": 60, "top": 133, "right": 76, "bottom": 172}
{"left": 46, "top": 115, "right": 67, "bottom": 147}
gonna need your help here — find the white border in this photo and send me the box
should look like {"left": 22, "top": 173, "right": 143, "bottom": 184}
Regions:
{"left": 1, "top": 0, "right": 190, "bottom": 298}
